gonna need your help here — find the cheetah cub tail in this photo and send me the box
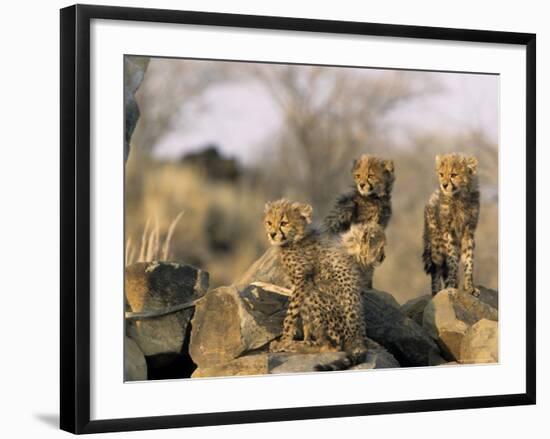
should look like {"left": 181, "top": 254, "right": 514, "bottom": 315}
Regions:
{"left": 314, "top": 347, "right": 368, "bottom": 372}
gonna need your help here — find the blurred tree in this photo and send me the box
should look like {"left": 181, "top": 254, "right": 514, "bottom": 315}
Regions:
{"left": 250, "top": 65, "right": 439, "bottom": 214}
{"left": 131, "top": 59, "right": 233, "bottom": 155}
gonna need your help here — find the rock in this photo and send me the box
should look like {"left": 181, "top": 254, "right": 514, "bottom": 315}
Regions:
{"left": 477, "top": 286, "right": 499, "bottom": 310}
{"left": 366, "top": 289, "right": 401, "bottom": 309}
{"left": 124, "top": 57, "right": 149, "bottom": 162}
{"left": 362, "top": 290, "right": 441, "bottom": 367}
{"left": 189, "top": 285, "right": 288, "bottom": 367}
{"left": 401, "top": 295, "right": 431, "bottom": 326}
{"left": 236, "top": 249, "right": 439, "bottom": 368}
{"left": 460, "top": 319, "right": 498, "bottom": 364}
{"left": 192, "top": 354, "right": 268, "bottom": 378}
{"left": 124, "top": 336, "right": 147, "bottom": 381}
{"left": 125, "top": 261, "right": 208, "bottom": 357}
{"left": 350, "top": 339, "right": 400, "bottom": 370}
{"left": 233, "top": 248, "right": 291, "bottom": 290}
{"left": 422, "top": 288, "right": 498, "bottom": 360}
{"left": 193, "top": 340, "right": 400, "bottom": 377}
{"left": 269, "top": 352, "right": 349, "bottom": 374}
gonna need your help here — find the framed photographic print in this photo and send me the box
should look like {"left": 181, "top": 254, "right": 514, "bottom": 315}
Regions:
{"left": 60, "top": 4, "right": 536, "bottom": 434}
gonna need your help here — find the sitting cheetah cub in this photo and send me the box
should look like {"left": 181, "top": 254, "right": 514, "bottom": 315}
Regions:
{"left": 323, "top": 154, "right": 394, "bottom": 288}
{"left": 423, "top": 153, "right": 480, "bottom": 296}
{"left": 263, "top": 199, "right": 368, "bottom": 370}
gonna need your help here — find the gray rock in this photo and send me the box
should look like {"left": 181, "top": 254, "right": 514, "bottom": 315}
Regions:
{"left": 423, "top": 288, "right": 498, "bottom": 361}
{"left": 401, "top": 295, "right": 431, "bottom": 326}
{"left": 477, "top": 286, "right": 499, "bottom": 310}
{"left": 366, "top": 289, "right": 401, "bottom": 309}
{"left": 193, "top": 342, "right": 400, "bottom": 378}
{"left": 125, "top": 261, "right": 208, "bottom": 356}
{"left": 460, "top": 319, "right": 498, "bottom": 364}
{"left": 124, "top": 336, "right": 147, "bottom": 381}
{"left": 233, "top": 247, "right": 291, "bottom": 290}
{"left": 189, "top": 285, "right": 288, "bottom": 368}
{"left": 350, "top": 339, "right": 400, "bottom": 370}
{"left": 269, "top": 352, "right": 349, "bottom": 374}
{"left": 362, "top": 290, "right": 441, "bottom": 367}
{"left": 124, "top": 57, "right": 149, "bottom": 162}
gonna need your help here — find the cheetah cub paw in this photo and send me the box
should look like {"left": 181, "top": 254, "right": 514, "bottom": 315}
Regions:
{"left": 270, "top": 338, "right": 295, "bottom": 353}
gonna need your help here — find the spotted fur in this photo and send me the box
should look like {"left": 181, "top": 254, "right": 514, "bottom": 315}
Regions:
{"left": 323, "top": 155, "right": 394, "bottom": 288}
{"left": 422, "top": 153, "right": 480, "bottom": 296}
{"left": 264, "top": 199, "right": 368, "bottom": 370}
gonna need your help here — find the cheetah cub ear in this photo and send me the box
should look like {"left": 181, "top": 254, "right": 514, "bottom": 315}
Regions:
{"left": 264, "top": 201, "right": 273, "bottom": 213}
{"left": 383, "top": 159, "right": 395, "bottom": 174}
{"left": 466, "top": 156, "right": 478, "bottom": 175}
{"left": 435, "top": 154, "right": 443, "bottom": 170}
{"left": 292, "top": 202, "right": 313, "bottom": 224}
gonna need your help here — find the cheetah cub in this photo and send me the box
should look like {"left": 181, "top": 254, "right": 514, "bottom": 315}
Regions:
{"left": 263, "top": 199, "right": 368, "bottom": 369}
{"left": 341, "top": 223, "right": 386, "bottom": 289}
{"left": 323, "top": 154, "right": 394, "bottom": 288}
{"left": 423, "top": 153, "right": 480, "bottom": 297}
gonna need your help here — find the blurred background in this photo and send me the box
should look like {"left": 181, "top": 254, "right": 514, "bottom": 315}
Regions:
{"left": 125, "top": 56, "right": 498, "bottom": 304}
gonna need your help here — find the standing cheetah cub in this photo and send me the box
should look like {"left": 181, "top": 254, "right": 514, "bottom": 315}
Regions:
{"left": 323, "top": 154, "right": 394, "bottom": 288}
{"left": 423, "top": 153, "right": 480, "bottom": 296}
{"left": 263, "top": 199, "right": 368, "bottom": 369}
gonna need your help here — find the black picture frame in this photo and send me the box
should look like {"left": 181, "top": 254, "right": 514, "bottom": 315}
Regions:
{"left": 60, "top": 4, "right": 536, "bottom": 434}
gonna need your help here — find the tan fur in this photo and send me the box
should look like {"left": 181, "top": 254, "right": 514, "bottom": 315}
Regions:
{"left": 264, "top": 199, "right": 368, "bottom": 370}
{"left": 323, "top": 154, "right": 394, "bottom": 288}
{"left": 423, "top": 153, "right": 480, "bottom": 296}
{"left": 341, "top": 223, "right": 386, "bottom": 289}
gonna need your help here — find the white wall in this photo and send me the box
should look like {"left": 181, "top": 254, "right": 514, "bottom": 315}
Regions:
{"left": 0, "top": 0, "right": 545, "bottom": 437}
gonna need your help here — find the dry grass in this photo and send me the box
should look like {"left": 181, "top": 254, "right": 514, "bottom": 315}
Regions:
{"left": 125, "top": 154, "right": 268, "bottom": 286}
{"left": 125, "top": 210, "right": 185, "bottom": 266}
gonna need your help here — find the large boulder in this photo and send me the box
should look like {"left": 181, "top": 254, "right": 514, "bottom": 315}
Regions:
{"left": 124, "top": 56, "right": 149, "bottom": 162}
{"left": 349, "top": 339, "right": 401, "bottom": 370}
{"left": 233, "top": 248, "right": 291, "bottom": 290}
{"left": 125, "top": 261, "right": 208, "bottom": 357}
{"left": 401, "top": 295, "right": 431, "bottom": 326}
{"left": 189, "top": 284, "right": 288, "bottom": 368}
{"left": 124, "top": 336, "right": 147, "bottom": 381}
{"left": 422, "top": 288, "right": 498, "bottom": 361}
{"left": 460, "top": 319, "right": 498, "bottom": 364}
{"left": 362, "top": 290, "right": 442, "bottom": 367}
{"left": 192, "top": 341, "right": 399, "bottom": 378}
{"left": 192, "top": 354, "right": 269, "bottom": 378}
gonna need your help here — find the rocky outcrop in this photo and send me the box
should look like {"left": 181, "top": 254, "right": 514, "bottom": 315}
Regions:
{"left": 401, "top": 295, "right": 431, "bottom": 326}
{"left": 422, "top": 287, "right": 498, "bottom": 361}
{"left": 125, "top": 261, "right": 208, "bottom": 357}
{"left": 460, "top": 319, "right": 498, "bottom": 364}
{"left": 189, "top": 284, "right": 288, "bottom": 368}
{"left": 192, "top": 340, "right": 399, "bottom": 378}
{"left": 362, "top": 290, "right": 443, "bottom": 367}
{"left": 124, "top": 336, "right": 147, "bottom": 381}
{"left": 233, "top": 248, "right": 291, "bottom": 290}
{"left": 192, "top": 354, "right": 269, "bottom": 378}
{"left": 124, "top": 57, "right": 149, "bottom": 162}
{"left": 135, "top": 251, "right": 498, "bottom": 378}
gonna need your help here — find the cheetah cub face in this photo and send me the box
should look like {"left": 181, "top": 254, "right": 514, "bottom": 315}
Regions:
{"left": 352, "top": 154, "right": 395, "bottom": 197}
{"left": 264, "top": 199, "right": 313, "bottom": 246}
{"left": 435, "top": 153, "right": 478, "bottom": 196}
{"left": 342, "top": 223, "right": 386, "bottom": 268}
